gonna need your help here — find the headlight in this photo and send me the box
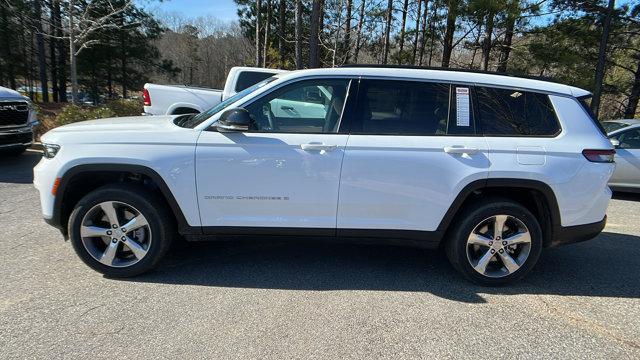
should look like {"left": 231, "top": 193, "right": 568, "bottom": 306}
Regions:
{"left": 42, "top": 143, "right": 60, "bottom": 159}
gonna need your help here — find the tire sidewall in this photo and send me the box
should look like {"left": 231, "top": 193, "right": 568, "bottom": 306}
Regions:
{"left": 447, "top": 200, "right": 543, "bottom": 286}
{"left": 68, "top": 184, "right": 173, "bottom": 277}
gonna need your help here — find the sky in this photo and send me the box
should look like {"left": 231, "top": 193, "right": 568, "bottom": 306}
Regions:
{"left": 138, "top": 0, "right": 240, "bottom": 23}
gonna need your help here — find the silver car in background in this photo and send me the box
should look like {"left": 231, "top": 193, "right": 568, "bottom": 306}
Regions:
{"left": 608, "top": 122, "right": 640, "bottom": 192}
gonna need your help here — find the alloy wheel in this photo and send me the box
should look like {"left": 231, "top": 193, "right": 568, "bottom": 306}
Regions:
{"left": 80, "top": 201, "right": 152, "bottom": 268}
{"left": 466, "top": 215, "right": 532, "bottom": 278}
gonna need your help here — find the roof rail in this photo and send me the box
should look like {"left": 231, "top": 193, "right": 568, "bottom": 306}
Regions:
{"left": 339, "top": 64, "right": 556, "bottom": 82}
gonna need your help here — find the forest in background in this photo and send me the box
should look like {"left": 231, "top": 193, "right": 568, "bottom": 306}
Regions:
{"left": 0, "top": 0, "right": 639, "bottom": 120}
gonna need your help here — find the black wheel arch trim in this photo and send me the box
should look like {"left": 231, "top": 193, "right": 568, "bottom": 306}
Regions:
{"left": 436, "top": 178, "right": 563, "bottom": 246}
{"left": 51, "top": 163, "right": 198, "bottom": 237}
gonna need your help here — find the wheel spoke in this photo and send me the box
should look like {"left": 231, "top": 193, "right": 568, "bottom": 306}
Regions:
{"left": 468, "top": 233, "right": 493, "bottom": 247}
{"left": 504, "top": 231, "right": 531, "bottom": 246}
{"left": 99, "top": 202, "right": 120, "bottom": 227}
{"left": 493, "top": 215, "right": 508, "bottom": 239}
{"left": 121, "top": 215, "right": 148, "bottom": 233}
{"left": 99, "top": 241, "right": 119, "bottom": 266}
{"left": 474, "top": 250, "right": 494, "bottom": 274}
{"left": 498, "top": 251, "right": 520, "bottom": 273}
{"left": 81, "top": 225, "right": 110, "bottom": 238}
{"left": 123, "top": 236, "right": 148, "bottom": 260}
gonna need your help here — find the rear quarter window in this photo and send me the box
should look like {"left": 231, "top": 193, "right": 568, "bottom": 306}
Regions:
{"left": 476, "top": 87, "right": 560, "bottom": 136}
{"left": 235, "top": 71, "right": 276, "bottom": 92}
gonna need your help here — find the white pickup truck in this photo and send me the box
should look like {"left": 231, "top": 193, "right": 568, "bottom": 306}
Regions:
{"left": 143, "top": 67, "right": 287, "bottom": 115}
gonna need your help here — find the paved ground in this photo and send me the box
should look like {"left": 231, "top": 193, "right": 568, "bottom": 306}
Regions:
{"left": 1, "top": 151, "right": 639, "bottom": 359}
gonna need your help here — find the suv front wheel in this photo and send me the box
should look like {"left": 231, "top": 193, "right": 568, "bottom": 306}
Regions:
{"left": 445, "top": 198, "right": 543, "bottom": 285}
{"left": 68, "top": 184, "right": 174, "bottom": 277}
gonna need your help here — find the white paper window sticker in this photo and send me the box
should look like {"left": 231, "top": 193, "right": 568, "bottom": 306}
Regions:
{"left": 456, "top": 87, "right": 470, "bottom": 127}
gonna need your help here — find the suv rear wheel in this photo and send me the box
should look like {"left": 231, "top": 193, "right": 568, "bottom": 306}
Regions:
{"left": 68, "top": 184, "right": 174, "bottom": 277}
{"left": 445, "top": 198, "right": 543, "bottom": 285}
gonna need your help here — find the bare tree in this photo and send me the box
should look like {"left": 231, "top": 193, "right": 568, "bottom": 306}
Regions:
{"left": 353, "top": 0, "right": 366, "bottom": 63}
{"left": 382, "top": 0, "right": 393, "bottom": 64}
{"left": 418, "top": 0, "right": 429, "bottom": 66}
{"left": 481, "top": 11, "right": 495, "bottom": 71}
{"left": 309, "top": 0, "right": 321, "bottom": 68}
{"left": 442, "top": 0, "right": 460, "bottom": 68}
{"left": 278, "top": 0, "right": 286, "bottom": 67}
{"left": 592, "top": 0, "right": 615, "bottom": 118}
{"left": 256, "top": 0, "right": 262, "bottom": 66}
{"left": 343, "top": 0, "right": 352, "bottom": 64}
{"left": 412, "top": 0, "right": 422, "bottom": 65}
{"left": 397, "top": 0, "right": 409, "bottom": 64}
{"left": 34, "top": 0, "right": 49, "bottom": 102}
{"left": 294, "top": 0, "right": 303, "bottom": 69}
{"left": 263, "top": 0, "right": 271, "bottom": 67}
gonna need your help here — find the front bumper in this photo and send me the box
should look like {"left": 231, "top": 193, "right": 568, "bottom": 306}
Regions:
{"left": 0, "top": 125, "right": 34, "bottom": 148}
{"left": 549, "top": 216, "right": 607, "bottom": 247}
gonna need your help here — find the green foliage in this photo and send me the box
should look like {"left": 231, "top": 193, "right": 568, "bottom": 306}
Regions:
{"left": 55, "top": 100, "right": 140, "bottom": 125}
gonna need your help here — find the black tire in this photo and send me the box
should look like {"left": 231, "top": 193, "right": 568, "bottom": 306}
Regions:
{"left": 444, "top": 198, "right": 543, "bottom": 286}
{"left": 68, "top": 183, "right": 175, "bottom": 277}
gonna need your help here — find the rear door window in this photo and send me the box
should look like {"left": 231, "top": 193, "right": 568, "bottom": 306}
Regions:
{"left": 476, "top": 87, "right": 560, "bottom": 136}
{"left": 352, "top": 80, "right": 476, "bottom": 136}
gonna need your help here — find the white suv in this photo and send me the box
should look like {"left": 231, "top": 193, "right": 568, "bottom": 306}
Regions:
{"left": 34, "top": 67, "right": 615, "bottom": 285}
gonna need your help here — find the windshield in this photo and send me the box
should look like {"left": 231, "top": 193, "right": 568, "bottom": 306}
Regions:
{"left": 602, "top": 122, "right": 629, "bottom": 133}
{"left": 180, "top": 77, "right": 277, "bottom": 128}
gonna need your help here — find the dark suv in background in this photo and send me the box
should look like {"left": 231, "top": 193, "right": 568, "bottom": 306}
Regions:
{"left": 0, "top": 86, "right": 39, "bottom": 155}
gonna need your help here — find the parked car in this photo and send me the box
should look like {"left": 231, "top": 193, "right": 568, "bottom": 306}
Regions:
{"left": 0, "top": 86, "right": 39, "bottom": 155}
{"left": 608, "top": 123, "right": 640, "bottom": 192}
{"left": 143, "top": 67, "right": 288, "bottom": 115}
{"left": 34, "top": 66, "right": 614, "bottom": 285}
{"left": 601, "top": 118, "right": 640, "bottom": 133}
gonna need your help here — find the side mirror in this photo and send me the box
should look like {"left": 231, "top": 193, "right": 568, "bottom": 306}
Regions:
{"left": 610, "top": 138, "right": 620, "bottom": 148}
{"left": 216, "top": 108, "right": 251, "bottom": 132}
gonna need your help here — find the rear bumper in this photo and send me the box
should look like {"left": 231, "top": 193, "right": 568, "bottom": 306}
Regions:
{"left": 549, "top": 216, "right": 606, "bottom": 247}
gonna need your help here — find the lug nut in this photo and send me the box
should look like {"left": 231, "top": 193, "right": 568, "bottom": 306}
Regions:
{"left": 490, "top": 249, "right": 495, "bottom": 254}
{"left": 106, "top": 230, "right": 112, "bottom": 235}
{"left": 111, "top": 238, "right": 117, "bottom": 243}
{"left": 121, "top": 228, "right": 126, "bottom": 233}
{"left": 499, "top": 249, "right": 504, "bottom": 253}
{"left": 502, "top": 241, "right": 507, "bottom": 246}
{"left": 488, "top": 241, "right": 493, "bottom": 246}
{"left": 121, "top": 236, "right": 126, "bottom": 242}
{"left": 112, "top": 224, "right": 118, "bottom": 229}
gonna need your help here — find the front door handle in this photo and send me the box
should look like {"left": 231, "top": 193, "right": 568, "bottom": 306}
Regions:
{"left": 301, "top": 142, "right": 337, "bottom": 152}
{"left": 444, "top": 146, "right": 479, "bottom": 155}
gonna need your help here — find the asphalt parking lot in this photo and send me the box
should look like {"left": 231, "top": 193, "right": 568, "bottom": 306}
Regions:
{"left": 1, "top": 151, "right": 639, "bottom": 359}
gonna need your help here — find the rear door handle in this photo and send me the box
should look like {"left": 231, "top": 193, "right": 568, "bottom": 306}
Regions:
{"left": 301, "top": 142, "right": 337, "bottom": 152}
{"left": 444, "top": 146, "right": 479, "bottom": 155}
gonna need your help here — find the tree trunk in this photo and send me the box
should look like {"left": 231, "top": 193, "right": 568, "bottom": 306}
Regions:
{"left": 332, "top": 0, "right": 343, "bottom": 66}
{"left": 412, "top": 0, "right": 423, "bottom": 65}
{"left": 496, "top": 13, "right": 515, "bottom": 73}
{"left": 263, "top": 0, "right": 271, "bottom": 67}
{"left": 278, "top": 0, "right": 286, "bottom": 67}
{"left": 0, "top": 3, "right": 16, "bottom": 89}
{"left": 397, "top": 0, "right": 409, "bottom": 64}
{"left": 53, "top": 0, "right": 67, "bottom": 102}
{"left": 442, "top": 0, "right": 459, "bottom": 68}
{"left": 49, "top": 0, "right": 59, "bottom": 103}
{"left": 382, "top": 0, "right": 393, "bottom": 65}
{"left": 591, "top": 0, "right": 615, "bottom": 118}
{"left": 294, "top": 0, "right": 303, "bottom": 69}
{"left": 68, "top": 0, "right": 78, "bottom": 104}
{"left": 34, "top": 0, "right": 49, "bottom": 102}
{"left": 256, "top": 0, "right": 262, "bottom": 67}
{"left": 309, "top": 0, "right": 321, "bottom": 68}
{"left": 343, "top": 0, "right": 352, "bottom": 64}
{"left": 418, "top": 0, "right": 429, "bottom": 66}
{"left": 481, "top": 11, "right": 494, "bottom": 71}
{"left": 624, "top": 60, "right": 640, "bottom": 118}
{"left": 353, "top": 0, "right": 366, "bottom": 63}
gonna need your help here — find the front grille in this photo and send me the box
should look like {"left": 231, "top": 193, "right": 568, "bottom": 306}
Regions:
{"left": 0, "top": 130, "right": 32, "bottom": 146}
{"left": 0, "top": 101, "right": 29, "bottom": 127}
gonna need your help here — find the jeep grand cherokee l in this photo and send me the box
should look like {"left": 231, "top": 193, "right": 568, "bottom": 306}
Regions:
{"left": 33, "top": 67, "right": 614, "bottom": 285}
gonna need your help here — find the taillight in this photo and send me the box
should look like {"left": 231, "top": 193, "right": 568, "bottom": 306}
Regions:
{"left": 143, "top": 88, "right": 151, "bottom": 106}
{"left": 582, "top": 149, "right": 615, "bottom": 163}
